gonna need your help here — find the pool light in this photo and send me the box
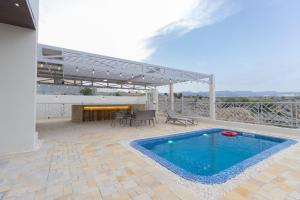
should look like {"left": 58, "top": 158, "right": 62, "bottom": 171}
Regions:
{"left": 167, "top": 140, "right": 173, "bottom": 144}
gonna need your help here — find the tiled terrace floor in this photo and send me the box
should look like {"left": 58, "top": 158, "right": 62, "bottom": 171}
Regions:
{"left": 0, "top": 119, "right": 300, "bottom": 200}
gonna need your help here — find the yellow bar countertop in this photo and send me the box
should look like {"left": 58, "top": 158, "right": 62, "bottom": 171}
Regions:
{"left": 83, "top": 105, "right": 130, "bottom": 111}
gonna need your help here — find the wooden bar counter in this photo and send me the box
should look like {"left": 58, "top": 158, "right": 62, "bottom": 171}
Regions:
{"left": 72, "top": 104, "right": 145, "bottom": 122}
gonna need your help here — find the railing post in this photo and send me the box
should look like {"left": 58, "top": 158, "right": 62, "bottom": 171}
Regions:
{"left": 214, "top": 102, "right": 217, "bottom": 119}
{"left": 233, "top": 103, "right": 236, "bottom": 121}
{"left": 195, "top": 100, "right": 197, "bottom": 115}
{"left": 296, "top": 103, "right": 298, "bottom": 128}
{"left": 257, "top": 103, "right": 260, "bottom": 124}
{"left": 169, "top": 82, "right": 174, "bottom": 112}
{"left": 290, "top": 103, "right": 294, "bottom": 127}
{"left": 165, "top": 96, "right": 168, "bottom": 112}
{"left": 181, "top": 95, "right": 184, "bottom": 114}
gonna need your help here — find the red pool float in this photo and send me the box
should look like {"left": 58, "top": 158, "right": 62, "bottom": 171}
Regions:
{"left": 222, "top": 130, "right": 237, "bottom": 137}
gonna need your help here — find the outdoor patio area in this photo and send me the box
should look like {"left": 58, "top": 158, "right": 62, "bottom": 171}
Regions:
{"left": 0, "top": 118, "right": 300, "bottom": 200}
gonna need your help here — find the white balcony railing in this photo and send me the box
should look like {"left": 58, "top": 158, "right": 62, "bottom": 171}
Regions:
{"left": 216, "top": 102, "right": 300, "bottom": 128}
{"left": 158, "top": 97, "right": 300, "bottom": 128}
{"left": 38, "top": 97, "right": 300, "bottom": 129}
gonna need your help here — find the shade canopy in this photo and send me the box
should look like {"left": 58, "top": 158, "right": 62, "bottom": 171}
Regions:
{"left": 37, "top": 44, "right": 211, "bottom": 89}
{"left": 0, "top": 0, "right": 36, "bottom": 29}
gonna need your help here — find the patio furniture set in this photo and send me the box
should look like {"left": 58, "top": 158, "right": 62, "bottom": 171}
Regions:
{"left": 111, "top": 110, "right": 202, "bottom": 127}
{"left": 111, "top": 110, "right": 156, "bottom": 127}
{"left": 165, "top": 111, "right": 201, "bottom": 126}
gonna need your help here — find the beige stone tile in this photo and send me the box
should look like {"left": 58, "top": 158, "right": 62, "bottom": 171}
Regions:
{"left": 219, "top": 191, "right": 245, "bottom": 200}
{"left": 253, "top": 171, "right": 276, "bottom": 183}
{"left": 241, "top": 178, "right": 264, "bottom": 192}
{"left": 0, "top": 184, "right": 11, "bottom": 193}
{"left": 232, "top": 186, "right": 251, "bottom": 198}
{"left": 132, "top": 193, "right": 152, "bottom": 200}
{"left": 0, "top": 119, "right": 299, "bottom": 200}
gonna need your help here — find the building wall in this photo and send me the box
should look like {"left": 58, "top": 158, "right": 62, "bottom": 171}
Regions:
{"left": 36, "top": 94, "right": 147, "bottom": 104}
{"left": 36, "top": 95, "right": 147, "bottom": 119}
{"left": 0, "top": 22, "right": 38, "bottom": 155}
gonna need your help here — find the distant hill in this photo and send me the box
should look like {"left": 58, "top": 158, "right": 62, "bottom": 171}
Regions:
{"left": 177, "top": 91, "right": 300, "bottom": 97}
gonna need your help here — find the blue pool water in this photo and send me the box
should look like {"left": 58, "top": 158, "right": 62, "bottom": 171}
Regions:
{"left": 131, "top": 128, "right": 296, "bottom": 184}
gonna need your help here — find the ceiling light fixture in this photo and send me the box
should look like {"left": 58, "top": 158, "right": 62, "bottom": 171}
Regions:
{"left": 14, "top": 3, "right": 20, "bottom": 7}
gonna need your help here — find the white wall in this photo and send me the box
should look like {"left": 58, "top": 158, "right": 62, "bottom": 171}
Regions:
{"left": 36, "top": 95, "right": 147, "bottom": 119}
{"left": 0, "top": 21, "right": 38, "bottom": 154}
{"left": 36, "top": 94, "right": 147, "bottom": 104}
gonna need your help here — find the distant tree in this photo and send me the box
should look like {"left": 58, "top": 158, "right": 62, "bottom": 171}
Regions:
{"left": 115, "top": 91, "right": 121, "bottom": 96}
{"left": 239, "top": 97, "right": 250, "bottom": 102}
{"left": 80, "top": 87, "right": 93, "bottom": 96}
{"left": 224, "top": 97, "right": 237, "bottom": 102}
{"left": 174, "top": 93, "right": 183, "bottom": 99}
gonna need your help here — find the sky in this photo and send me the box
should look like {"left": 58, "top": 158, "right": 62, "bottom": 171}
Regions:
{"left": 39, "top": 0, "right": 300, "bottom": 92}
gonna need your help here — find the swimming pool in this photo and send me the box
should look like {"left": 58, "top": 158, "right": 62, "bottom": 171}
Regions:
{"left": 131, "top": 128, "right": 296, "bottom": 184}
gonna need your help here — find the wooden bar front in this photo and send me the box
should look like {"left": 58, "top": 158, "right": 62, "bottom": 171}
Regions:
{"left": 72, "top": 104, "right": 145, "bottom": 122}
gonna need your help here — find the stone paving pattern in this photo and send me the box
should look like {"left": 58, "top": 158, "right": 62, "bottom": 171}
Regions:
{"left": 0, "top": 119, "right": 300, "bottom": 200}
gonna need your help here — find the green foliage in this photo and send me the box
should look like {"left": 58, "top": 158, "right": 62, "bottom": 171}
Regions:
{"left": 174, "top": 93, "right": 183, "bottom": 99}
{"left": 224, "top": 97, "right": 250, "bottom": 102}
{"left": 80, "top": 87, "right": 93, "bottom": 96}
{"left": 222, "top": 97, "right": 274, "bottom": 103}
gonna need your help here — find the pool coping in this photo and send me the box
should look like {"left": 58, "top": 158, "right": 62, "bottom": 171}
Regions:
{"left": 130, "top": 128, "right": 297, "bottom": 184}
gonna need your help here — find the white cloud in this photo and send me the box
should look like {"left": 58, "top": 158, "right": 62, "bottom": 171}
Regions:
{"left": 39, "top": 0, "right": 235, "bottom": 61}
{"left": 160, "top": 0, "right": 236, "bottom": 34}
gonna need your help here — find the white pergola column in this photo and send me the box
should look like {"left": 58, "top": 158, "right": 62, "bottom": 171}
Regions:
{"left": 152, "top": 89, "right": 159, "bottom": 112}
{"left": 169, "top": 82, "right": 174, "bottom": 111}
{"left": 0, "top": 5, "right": 39, "bottom": 155}
{"left": 209, "top": 75, "right": 216, "bottom": 120}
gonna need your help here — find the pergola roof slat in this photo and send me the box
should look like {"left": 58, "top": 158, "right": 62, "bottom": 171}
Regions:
{"left": 37, "top": 44, "right": 211, "bottom": 87}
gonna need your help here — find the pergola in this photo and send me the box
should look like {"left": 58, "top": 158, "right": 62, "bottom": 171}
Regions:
{"left": 37, "top": 44, "right": 216, "bottom": 119}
